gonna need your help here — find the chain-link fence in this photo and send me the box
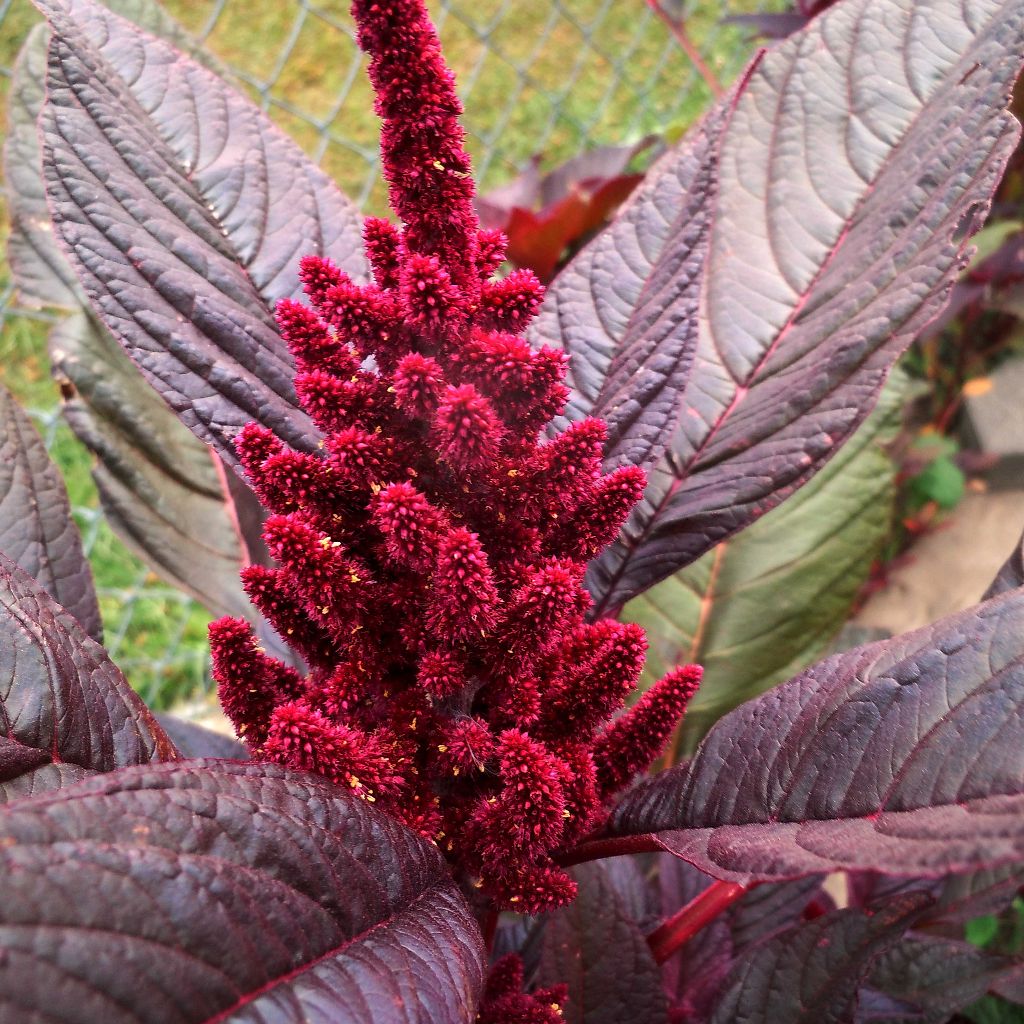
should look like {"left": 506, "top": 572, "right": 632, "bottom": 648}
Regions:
{"left": 0, "top": 0, "right": 765, "bottom": 708}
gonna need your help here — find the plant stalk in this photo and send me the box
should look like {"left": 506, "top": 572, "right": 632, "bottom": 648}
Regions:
{"left": 555, "top": 833, "right": 664, "bottom": 867}
{"left": 647, "top": 880, "right": 750, "bottom": 963}
{"left": 647, "top": 0, "right": 724, "bottom": 97}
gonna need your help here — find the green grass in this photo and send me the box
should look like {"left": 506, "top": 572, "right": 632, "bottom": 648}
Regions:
{"left": 0, "top": 0, "right": 765, "bottom": 708}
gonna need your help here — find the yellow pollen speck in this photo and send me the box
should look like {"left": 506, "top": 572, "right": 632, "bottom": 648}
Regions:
{"left": 507, "top": 469, "right": 519, "bottom": 477}
{"left": 350, "top": 573, "right": 361, "bottom": 583}
{"left": 287, "top": 628, "right": 294, "bottom": 635}
{"left": 509, "top": 896, "right": 520, "bottom": 903}
{"left": 452, "top": 768, "right": 460, "bottom": 776}
{"left": 437, "top": 744, "right": 448, "bottom": 752}
{"left": 472, "top": 878, "right": 483, "bottom": 888}
{"left": 432, "top": 159, "right": 445, "bottom": 170}
{"left": 349, "top": 776, "right": 361, "bottom": 789}
{"left": 320, "top": 605, "right": 330, "bottom": 615}
{"left": 562, "top": 809, "right": 572, "bottom": 818}
{"left": 319, "top": 537, "right": 332, "bottom": 549}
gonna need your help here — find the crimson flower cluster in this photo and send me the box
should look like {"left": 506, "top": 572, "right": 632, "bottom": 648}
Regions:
{"left": 209, "top": 0, "right": 700, "bottom": 914}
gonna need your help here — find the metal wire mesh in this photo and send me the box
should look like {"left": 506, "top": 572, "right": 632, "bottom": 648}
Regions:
{"left": 0, "top": 0, "right": 763, "bottom": 707}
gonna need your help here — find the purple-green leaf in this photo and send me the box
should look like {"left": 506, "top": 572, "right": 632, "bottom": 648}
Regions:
{"left": 0, "top": 760, "right": 485, "bottom": 1023}
{"left": 0, "top": 554, "right": 176, "bottom": 801}
{"left": 34, "top": 0, "right": 368, "bottom": 469}
{"left": 0, "top": 382, "right": 101, "bottom": 641}
{"left": 570, "top": 0, "right": 1024, "bottom": 613}
{"left": 657, "top": 857, "right": 827, "bottom": 1020}
{"left": 609, "top": 589, "right": 1024, "bottom": 883}
{"left": 536, "top": 861, "right": 668, "bottom": 1024}
{"left": 706, "top": 896, "right": 929, "bottom": 1024}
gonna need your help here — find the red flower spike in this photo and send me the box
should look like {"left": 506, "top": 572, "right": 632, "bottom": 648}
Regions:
{"left": 427, "top": 527, "right": 501, "bottom": 641}
{"left": 485, "top": 860, "right": 578, "bottom": 915}
{"left": 319, "top": 280, "right": 398, "bottom": 355}
{"left": 235, "top": 422, "right": 285, "bottom": 502}
{"left": 298, "top": 254, "right": 346, "bottom": 306}
{"left": 433, "top": 383, "right": 504, "bottom": 471}
{"left": 400, "top": 252, "right": 463, "bottom": 336}
{"left": 208, "top": 616, "right": 302, "bottom": 746}
{"left": 490, "top": 729, "right": 569, "bottom": 856}
{"left": 478, "top": 268, "right": 545, "bottom": 333}
{"left": 538, "top": 621, "right": 648, "bottom": 739}
{"left": 263, "top": 700, "right": 401, "bottom": 800}
{"left": 499, "top": 559, "right": 589, "bottom": 670}
{"left": 293, "top": 370, "right": 371, "bottom": 435}
{"left": 214, "top": 0, "right": 671, "bottom": 920}
{"left": 325, "top": 426, "right": 390, "bottom": 487}
{"left": 416, "top": 649, "right": 467, "bottom": 700}
{"left": 363, "top": 216, "right": 402, "bottom": 290}
{"left": 593, "top": 664, "right": 703, "bottom": 797}
{"left": 275, "top": 297, "right": 336, "bottom": 366}
{"left": 240, "top": 564, "right": 335, "bottom": 669}
{"left": 547, "top": 463, "right": 647, "bottom": 560}
{"left": 351, "top": 0, "right": 479, "bottom": 294}
{"left": 370, "top": 481, "right": 447, "bottom": 570}
{"left": 392, "top": 352, "right": 446, "bottom": 418}
{"left": 483, "top": 954, "right": 524, "bottom": 1003}
{"left": 259, "top": 450, "right": 330, "bottom": 510}
{"left": 530, "top": 418, "right": 607, "bottom": 499}
{"left": 435, "top": 717, "right": 494, "bottom": 777}
{"left": 476, "top": 228, "right": 508, "bottom": 279}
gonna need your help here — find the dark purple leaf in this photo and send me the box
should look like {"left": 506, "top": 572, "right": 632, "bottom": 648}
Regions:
{"left": 0, "top": 759, "right": 485, "bottom": 1023}
{"left": 5, "top": 2, "right": 216, "bottom": 312}
{"left": 609, "top": 589, "right": 1024, "bottom": 883}
{"left": 706, "top": 896, "right": 930, "bottom": 1024}
{"left": 5, "top": 22, "right": 79, "bottom": 309}
{"left": 867, "top": 935, "right": 1024, "bottom": 1022}
{"left": 569, "top": 0, "right": 1024, "bottom": 614}
{"left": 849, "top": 868, "right": 1024, "bottom": 930}
{"left": 0, "top": 553, "right": 176, "bottom": 801}
{"left": 530, "top": 102, "right": 723, "bottom": 479}
{"left": 536, "top": 861, "right": 668, "bottom": 1024}
{"left": 0, "top": 382, "right": 101, "bottom": 641}
{"left": 152, "top": 713, "right": 248, "bottom": 759}
{"left": 985, "top": 529, "right": 1024, "bottom": 599}
{"left": 5, "top": 11, "right": 270, "bottom": 620}
{"left": 657, "top": 856, "right": 827, "bottom": 1019}
{"left": 35, "top": 0, "right": 369, "bottom": 469}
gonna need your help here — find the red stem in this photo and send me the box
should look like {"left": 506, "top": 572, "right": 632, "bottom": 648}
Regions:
{"left": 647, "top": 0, "right": 724, "bottom": 98}
{"left": 555, "top": 833, "right": 664, "bottom": 867}
{"left": 648, "top": 880, "right": 750, "bottom": 963}
{"left": 481, "top": 908, "right": 499, "bottom": 952}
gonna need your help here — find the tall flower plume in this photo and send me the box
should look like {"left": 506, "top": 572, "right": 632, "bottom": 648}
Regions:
{"left": 209, "top": 0, "right": 699, "bottom": 915}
